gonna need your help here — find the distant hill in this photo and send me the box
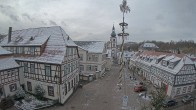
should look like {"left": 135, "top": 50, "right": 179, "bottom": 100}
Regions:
{"left": 120, "top": 40, "right": 196, "bottom": 55}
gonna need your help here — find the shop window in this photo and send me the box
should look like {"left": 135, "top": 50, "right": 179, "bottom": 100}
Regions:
{"left": 27, "top": 81, "right": 32, "bottom": 91}
{"left": 176, "top": 88, "right": 181, "bottom": 95}
{"left": 188, "top": 86, "right": 192, "bottom": 92}
{"left": 0, "top": 87, "right": 3, "bottom": 96}
{"left": 48, "top": 86, "right": 54, "bottom": 96}
{"left": 9, "top": 83, "right": 17, "bottom": 92}
{"left": 182, "top": 87, "right": 187, "bottom": 93}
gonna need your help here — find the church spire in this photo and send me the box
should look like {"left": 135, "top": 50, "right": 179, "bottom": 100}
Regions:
{"left": 111, "top": 24, "right": 116, "bottom": 37}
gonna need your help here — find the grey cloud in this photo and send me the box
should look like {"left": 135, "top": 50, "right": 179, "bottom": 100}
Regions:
{"left": 49, "top": 20, "right": 57, "bottom": 25}
{"left": 9, "top": 14, "right": 19, "bottom": 21}
{"left": 156, "top": 15, "right": 164, "bottom": 20}
{"left": 0, "top": 4, "right": 19, "bottom": 21}
{"left": 61, "top": 21, "right": 67, "bottom": 26}
{"left": 41, "top": 21, "right": 47, "bottom": 25}
{"left": 22, "top": 13, "right": 34, "bottom": 21}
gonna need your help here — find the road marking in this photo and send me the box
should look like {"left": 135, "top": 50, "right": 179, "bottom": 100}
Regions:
{"left": 122, "top": 95, "right": 129, "bottom": 107}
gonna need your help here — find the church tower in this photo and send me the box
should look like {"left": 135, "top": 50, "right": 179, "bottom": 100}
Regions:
{"left": 110, "top": 25, "right": 117, "bottom": 59}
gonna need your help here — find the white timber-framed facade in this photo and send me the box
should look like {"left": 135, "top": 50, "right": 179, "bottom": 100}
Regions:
{"left": 131, "top": 51, "right": 196, "bottom": 98}
{"left": 0, "top": 47, "right": 20, "bottom": 102}
{"left": 0, "top": 26, "right": 80, "bottom": 104}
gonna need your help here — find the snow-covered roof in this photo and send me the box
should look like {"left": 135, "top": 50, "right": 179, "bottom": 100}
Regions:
{"left": 0, "top": 58, "right": 19, "bottom": 70}
{"left": 0, "top": 46, "right": 12, "bottom": 55}
{"left": 162, "top": 55, "right": 175, "bottom": 61}
{"left": 182, "top": 56, "right": 195, "bottom": 65}
{"left": 142, "top": 43, "right": 159, "bottom": 48}
{"left": 137, "top": 51, "right": 195, "bottom": 75}
{"left": 1, "top": 26, "right": 77, "bottom": 64}
{"left": 74, "top": 41, "right": 105, "bottom": 53}
{"left": 170, "top": 57, "right": 181, "bottom": 62}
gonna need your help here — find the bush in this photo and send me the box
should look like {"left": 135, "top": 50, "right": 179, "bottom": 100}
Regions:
{"left": 0, "top": 96, "right": 14, "bottom": 110}
{"left": 15, "top": 87, "right": 25, "bottom": 100}
{"left": 34, "top": 85, "right": 45, "bottom": 100}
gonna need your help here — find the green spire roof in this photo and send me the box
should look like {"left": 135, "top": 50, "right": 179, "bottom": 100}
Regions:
{"left": 111, "top": 25, "right": 116, "bottom": 37}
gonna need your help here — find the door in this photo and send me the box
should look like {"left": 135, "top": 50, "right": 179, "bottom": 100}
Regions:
{"left": 0, "top": 86, "right": 5, "bottom": 100}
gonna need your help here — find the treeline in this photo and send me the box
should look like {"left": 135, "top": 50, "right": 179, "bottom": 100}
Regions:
{"left": 127, "top": 40, "right": 196, "bottom": 55}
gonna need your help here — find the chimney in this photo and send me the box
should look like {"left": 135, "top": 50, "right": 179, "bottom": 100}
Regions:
{"left": 8, "top": 27, "right": 12, "bottom": 43}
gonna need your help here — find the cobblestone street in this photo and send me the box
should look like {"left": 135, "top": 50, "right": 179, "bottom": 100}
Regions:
{"left": 44, "top": 64, "right": 123, "bottom": 110}
{"left": 6, "top": 64, "right": 195, "bottom": 110}
{"left": 44, "top": 64, "right": 149, "bottom": 110}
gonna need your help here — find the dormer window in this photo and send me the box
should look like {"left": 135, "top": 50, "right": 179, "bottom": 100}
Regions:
{"left": 168, "top": 62, "right": 174, "bottom": 69}
{"left": 162, "top": 60, "right": 167, "bottom": 66}
{"left": 155, "top": 59, "right": 159, "bottom": 64}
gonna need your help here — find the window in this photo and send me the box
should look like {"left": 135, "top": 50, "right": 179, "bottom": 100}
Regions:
{"left": 71, "top": 62, "right": 73, "bottom": 72}
{"left": 48, "top": 86, "right": 54, "bottom": 96}
{"left": 30, "top": 47, "right": 35, "bottom": 55}
{"left": 71, "top": 48, "right": 73, "bottom": 55}
{"left": 24, "top": 62, "right": 28, "bottom": 73}
{"left": 87, "top": 55, "right": 91, "bottom": 61}
{"left": 80, "top": 65, "right": 84, "bottom": 71}
{"left": 168, "top": 62, "right": 174, "bottom": 68}
{"left": 0, "top": 87, "right": 3, "bottom": 96}
{"left": 64, "top": 65, "right": 67, "bottom": 75}
{"left": 30, "top": 63, "right": 35, "bottom": 73}
{"left": 162, "top": 60, "right": 167, "bottom": 66}
{"left": 182, "top": 87, "right": 187, "bottom": 93}
{"left": 68, "top": 82, "right": 71, "bottom": 91}
{"left": 188, "top": 86, "right": 192, "bottom": 92}
{"left": 7, "top": 70, "right": 11, "bottom": 76}
{"left": 71, "top": 80, "right": 73, "bottom": 88}
{"left": 113, "top": 39, "right": 115, "bottom": 41}
{"left": 87, "top": 65, "right": 92, "bottom": 71}
{"left": 64, "top": 83, "right": 67, "bottom": 95}
{"left": 94, "top": 66, "right": 98, "bottom": 71}
{"left": 21, "top": 47, "right": 25, "bottom": 54}
{"left": 45, "top": 65, "right": 51, "bottom": 76}
{"left": 176, "top": 88, "right": 181, "bottom": 95}
{"left": 80, "top": 54, "right": 83, "bottom": 61}
{"left": 92, "top": 55, "right": 98, "bottom": 61}
{"left": 27, "top": 81, "right": 32, "bottom": 91}
{"left": 16, "top": 47, "right": 19, "bottom": 54}
{"left": 66, "top": 48, "right": 70, "bottom": 56}
{"left": 9, "top": 83, "right": 17, "bottom": 92}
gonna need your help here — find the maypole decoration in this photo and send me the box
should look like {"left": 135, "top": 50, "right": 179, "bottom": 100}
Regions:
{"left": 118, "top": 0, "right": 130, "bottom": 92}
{"left": 118, "top": 0, "right": 130, "bottom": 107}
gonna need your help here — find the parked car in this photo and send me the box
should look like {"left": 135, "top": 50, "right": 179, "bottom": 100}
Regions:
{"left": 182, "top": 95, "right": 194, "bottom": 103}
{"left": 162, "top": 99, "right": 177, "bottom": 107}
{"left": 134, "top": 85, "right": 146, "bottom": 92}
{"left": 139, "top": 81, "right": 144, "bottom": 85}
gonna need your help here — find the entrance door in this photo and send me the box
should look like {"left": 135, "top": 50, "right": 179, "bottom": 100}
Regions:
{"left": 0, "top": 87, "right": 5, "bottom": 100}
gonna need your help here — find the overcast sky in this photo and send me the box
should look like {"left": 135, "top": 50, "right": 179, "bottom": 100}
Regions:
{"left": 0, "top": 0, "right": 196, "bottom": 43}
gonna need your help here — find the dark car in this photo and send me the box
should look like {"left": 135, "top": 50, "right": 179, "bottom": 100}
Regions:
{"left": 182, "top": 95, "right": 194, "bottom": 103}
{"left": 134, "top": 85, "right": 146, "bottom": 92}
{"left": 162, "top": 99, "right": 177, "bottom": 107}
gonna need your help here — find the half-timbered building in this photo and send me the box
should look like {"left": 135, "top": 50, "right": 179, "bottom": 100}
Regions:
{"left": 132, "top": 51, "right": 196, "bottom": 98}
{"left": 0, "top": 26, "right": 80, "bottom": 104}
{"left": 74, "top": 41, "right": 107, "bottom": 80}
{"left": 0, "top": 47, "right": 20, "bottom": 102}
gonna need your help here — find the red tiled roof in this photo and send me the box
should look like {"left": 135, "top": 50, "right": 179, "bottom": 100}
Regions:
{"left": 141, "top": 51, "right": 185, "bottom": 58}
